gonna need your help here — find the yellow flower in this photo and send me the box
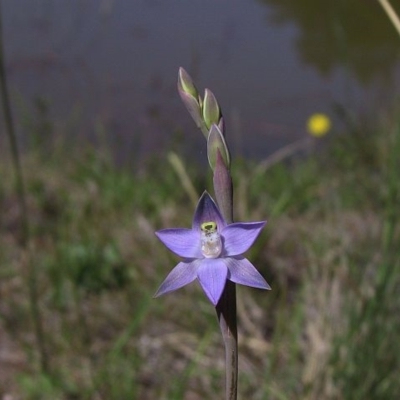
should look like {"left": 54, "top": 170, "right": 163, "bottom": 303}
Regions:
{"left": 307, "top": 113, "right": 331, "bottom": 137}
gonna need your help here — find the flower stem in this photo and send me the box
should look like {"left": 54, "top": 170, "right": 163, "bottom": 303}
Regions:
{"left": 213, "top": 151, "right": 237, "bottom": 400}
{"left": 377, "top": 0, "right": 400, "bottom": 37}
{"left": 216, "top": 281, "right": 238, "bottom": 400}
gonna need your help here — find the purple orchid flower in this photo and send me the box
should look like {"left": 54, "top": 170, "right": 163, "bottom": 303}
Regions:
{"left": 155, "top": 191, "right": 270, "bottom": 305}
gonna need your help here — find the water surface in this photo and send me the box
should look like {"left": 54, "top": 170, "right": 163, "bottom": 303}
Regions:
{"left": 3, "top": 0, "right": 400, "bottom": 164}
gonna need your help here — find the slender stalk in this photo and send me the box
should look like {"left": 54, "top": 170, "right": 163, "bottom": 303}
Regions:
{"left": 213, "top": 151, "right": 237, "bottom": 400}
{"left": 168, "top": 151, "right": 198, "bottom": 206}
{"left": 0, "top": 0, "right": 49, "bottom": 373}
{"left": 378, "top": 0, "right": 400, "bottom": 37}
{"left": 216, "top": 282, "right": 238, "bottom": 400}
{"left": 255, "top": 137, "right": 312, "bottom": 175}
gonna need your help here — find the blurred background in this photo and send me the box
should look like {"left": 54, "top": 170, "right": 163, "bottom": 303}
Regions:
{"left": 2, "top": 0, "right": 400, "bottom": 162}
{"left": 0, "top": 0, "right": 399, "bottom": 399}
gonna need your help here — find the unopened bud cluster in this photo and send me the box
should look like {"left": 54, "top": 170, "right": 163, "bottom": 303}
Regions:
{"left": 178, "top": 67, "right": 230, "bottom": 171}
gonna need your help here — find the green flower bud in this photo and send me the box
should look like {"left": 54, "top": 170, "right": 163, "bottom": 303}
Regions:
{"left": 203, "top": 89, "right": 220, "bottom": 130}
{"left": 177, "top": 68, "right": 208, "bottom": 135}
{"left": 207, "top": 124, "right": 230, "bottom": 170}
{"left": 178, "top": 67, "right": 199, "bottom": 99}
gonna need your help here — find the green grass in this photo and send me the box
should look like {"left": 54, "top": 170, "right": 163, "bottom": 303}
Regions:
{"left": 0, "top": 108, "right": 399, "bottom": 399}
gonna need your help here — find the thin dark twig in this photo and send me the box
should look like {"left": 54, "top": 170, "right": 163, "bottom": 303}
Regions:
{"left": 0, "top": 0, "right": 49, "bottom": 373}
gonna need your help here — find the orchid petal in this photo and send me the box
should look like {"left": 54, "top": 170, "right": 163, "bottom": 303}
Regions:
{"left": 226, "top": 257, "right": 270, "bottom": 290}
{"left": 222, "top": 221, "right": 266, "bottom": 256}
{"left": 156, "top": 228, "right": 201, "bottom": 258}
{"left": 197, "top": 258, "right": 228, "bottom": 305}
{"left": 154, "top": 260, "right": 199, "bottom": 298}
{"left": 192, "top": 192, "right": 226, "bottom": 233}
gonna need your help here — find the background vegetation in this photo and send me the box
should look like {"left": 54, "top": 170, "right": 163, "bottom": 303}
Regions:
{"left": 0, "top": 102, "right": 399, "bottom": 399}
